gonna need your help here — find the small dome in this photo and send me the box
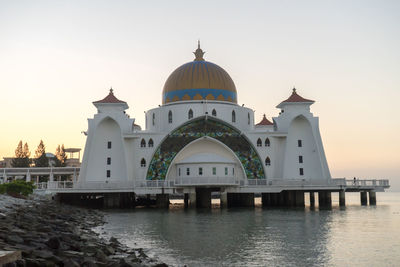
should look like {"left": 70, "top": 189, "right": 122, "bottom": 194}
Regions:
{"left": 162, "top": 43, "right": 237, "bottom": 104}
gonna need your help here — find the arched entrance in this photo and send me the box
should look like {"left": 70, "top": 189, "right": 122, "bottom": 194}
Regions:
{"left": 146, "top": 116, "right": 265, "bottom": 180}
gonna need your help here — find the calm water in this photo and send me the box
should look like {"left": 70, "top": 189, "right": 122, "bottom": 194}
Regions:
{"left": 97, "top": 192, "right": 400, "bottom": 266}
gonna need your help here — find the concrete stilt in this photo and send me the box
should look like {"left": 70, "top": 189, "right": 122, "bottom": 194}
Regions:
{"left": 284, "top": 191, "right": 295, "bottom": 207}
{"left": 270, "top": 193, "right": 279, "bottom": 207}
{"left": 278, "top": 192, "right": 286, "bottom": 206}
{"left": 318, "top": 191, "right": 332, "bottom": 208}
{"left": 360, "top": 191, "right": 368, "bottom": 205}
{"left": 295, "top": 191, "right": 305, "bottom": 207}
{"left": 145, "top": 194, "right": 151, "bottom": 207}
{"left": 156, "top": 194, "right": 169, "bottom": 209}
{"left": 104, "top": 193, "right": 121, "bottom": 208}
{"left": 184, "top": 193, "right": 189, "bottom": 208}
{"left": 189, "top": 193, "right": 196, "bottom": 208}
{"left": 196, "top": 188, "right": 211, "bottom": 208}
{"left": 261, "top": 193, "right": 270, "bottom": 207}
{"left": 369, "top": 191, "right": 376, "bottom": 205}
{"left": 339, "top": 190, "right": 346, "bottom": 207}
{"left": 309, "top": 192, "right": 315, "bottom": 207}
{"left": 220, "top": 192, "right": 228, "bottom": 208}
{"left": 318, "top": 191, "right": 325, "bottom": 207}
{"left": 240, "top": 193, "right": 255, "bottom": 207}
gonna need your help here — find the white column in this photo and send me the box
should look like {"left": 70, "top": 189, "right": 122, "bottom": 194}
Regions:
{"left": 26, "top": 171, "right": 31, "bottom": 182}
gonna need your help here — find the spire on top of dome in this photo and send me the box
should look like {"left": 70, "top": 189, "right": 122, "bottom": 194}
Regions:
{"left": 193, "top": 40, "right": 205, "bottom": 61}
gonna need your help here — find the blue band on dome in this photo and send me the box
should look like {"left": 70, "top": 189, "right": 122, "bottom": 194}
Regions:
{"left": 163, "top": 88, "right": 236, "bottom": 102}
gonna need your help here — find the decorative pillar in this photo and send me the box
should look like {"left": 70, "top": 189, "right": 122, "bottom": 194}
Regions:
{"left": 339, "top": 190, "right": 346, "bottom": 207}
{"left": 360, "top": 191, "right": 368, "bottom": 205}
{"left": 368, "top": 191, "right": 376, "bottom": 205}
{"left": 26, "top": 171, "right": 31, "bottom": 182}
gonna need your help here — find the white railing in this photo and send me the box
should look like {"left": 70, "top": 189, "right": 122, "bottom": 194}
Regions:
{"left": 135, "top": 180, "right": 174, "bottom": 188}
{"left": 174, "top": 176, "right": 239, "bottom": 186}
{"left": 33, "top": 178, "right": 390, "bottom": 191}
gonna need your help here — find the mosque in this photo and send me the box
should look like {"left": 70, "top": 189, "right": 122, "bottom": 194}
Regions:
{"left": 76, "top": 43, "right": 336, "bottom": 208}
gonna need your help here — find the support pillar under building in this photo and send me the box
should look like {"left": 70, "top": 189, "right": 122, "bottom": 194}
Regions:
{"left": 156, "top": 194, "right": 169, "bottom": 209}
{"left": 184, "top": 193, "right": 189, "bottom": 208}
{"left": 361, "top": 191, "right": 368, "bottom": 205}
{"left": 189, "top": 193, "right": 196, "bottom": 208}
{"left": 309, "top": 192, "right": 315, "bottom": 207}
{"left": 295, "top": 191, "right": 305, "bottom": 207}
{"left": 318, "top": 191, "right": 332, "bottom": 208}
{"left": 339, "top": 190, "right": 346, "bottom": 207}
{"left": 220, "top": 192, "right": 228, "bottom": 208}
{"left": 261, "top": 193, "right": 270, "bottom": 207}
{"left": 196, "top": 188, "right": 211, "bottom": 208}
{"left": 369, "top": 191, "right": 376, "bottom": 205}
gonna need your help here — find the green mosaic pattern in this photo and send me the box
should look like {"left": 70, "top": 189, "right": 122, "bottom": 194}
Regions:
{"left": 146, "top": 117, "right": 265, "bottom": 180}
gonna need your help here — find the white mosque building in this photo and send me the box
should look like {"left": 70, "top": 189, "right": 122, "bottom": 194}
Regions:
{"left": 75, "top": 44, "right": 340, "bottom": 208}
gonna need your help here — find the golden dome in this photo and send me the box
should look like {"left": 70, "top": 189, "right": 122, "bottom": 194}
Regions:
{"left": 162, "top": 43, "right": 237, "bottom": 104}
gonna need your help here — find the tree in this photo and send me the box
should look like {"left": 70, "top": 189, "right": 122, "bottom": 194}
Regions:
{"left": 11, "top": 141, "right": 30, "bottom": 167}
{"left": 34, "top": 140, "right": 49, "bottom": 167}
{"left": 54, "top": 144, "right": 67, "bottom": 167}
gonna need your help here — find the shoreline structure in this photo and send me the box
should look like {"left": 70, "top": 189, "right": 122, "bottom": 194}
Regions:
{"left": 0, "top": 194, "right": 166, "bottom": 266}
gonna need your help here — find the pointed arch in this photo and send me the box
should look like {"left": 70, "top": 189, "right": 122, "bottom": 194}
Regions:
{"left": 212, "top": 109, "right": 217, "bottom": 116}
{"left": 140, "top": 158, "right": 146, "bottom": 167}
{"left": 140, "top": 138, "right": 146, "bottom": 148}
{"left": 168, "top": 110, "right": 173, "bottom": 123}
{"left": 148, "top": 138, "right": 154, "bottom": 147}
{"left": 248, "top": 112, "right": 250, "bottom": 125}
{"left": 232, "top": 110, "right": 236, "bottom": 123}
{"left": 265, "top": 138, "right": 270, "bottom": 147}
{"left": 188, "top": 109, "right": 193, "bottom": 119}
{"left": 146, "top": 116, "right": 265, "bottom": 180}
{"left": 265, "top": 157, "right": 271, "bottom": 166}
{"left": 257, "top": 138, "right": 262, "bottom": 147}
{"left": 152, "top": 113, "right": 155, "bottom": 126}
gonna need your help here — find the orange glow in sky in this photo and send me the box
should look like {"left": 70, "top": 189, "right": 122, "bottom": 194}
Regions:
{"left": 1, "top": 1, "right": 399, "bottom": 189}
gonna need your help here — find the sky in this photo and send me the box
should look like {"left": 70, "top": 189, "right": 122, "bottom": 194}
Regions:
{"left": 1, "top": 0, "right": 399, "bottom": 190}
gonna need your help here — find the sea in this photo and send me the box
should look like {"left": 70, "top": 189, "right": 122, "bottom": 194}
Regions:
{"left": 96, "top": 192, "right": 400, "bottom": 266}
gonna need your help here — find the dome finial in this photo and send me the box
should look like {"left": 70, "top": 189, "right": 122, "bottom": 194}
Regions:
{"left": 293, "top": 87, "right": 296, "bottom": 93}
{"left": 193, "top": 40, "right": 205, "bottom": 61}
{"left": 110, "top": 87, "right": 114, "bottom": 94}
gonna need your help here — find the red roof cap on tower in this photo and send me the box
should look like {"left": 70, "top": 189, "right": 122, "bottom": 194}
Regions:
{"left": 281, "top": 88, "right": 314, "bottom": 103}
{"left": 93, "top": 88, "right": 126, "bottom": 104}
{"left": 256, "top": 114, "right": 273, "bottom": 126}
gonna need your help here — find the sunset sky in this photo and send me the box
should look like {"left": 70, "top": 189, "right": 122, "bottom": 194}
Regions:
{"left": 1, "top": 1, "right": 399, "bottom": 190}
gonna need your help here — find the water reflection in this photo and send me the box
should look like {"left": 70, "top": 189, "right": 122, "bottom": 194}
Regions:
{"left": 101, "top": 207, "right": 334, "bottom": 266}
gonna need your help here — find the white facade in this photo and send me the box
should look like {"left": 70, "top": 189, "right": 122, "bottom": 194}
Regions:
{"left": 78, "top": 50, "right": 332, "bottom": 190}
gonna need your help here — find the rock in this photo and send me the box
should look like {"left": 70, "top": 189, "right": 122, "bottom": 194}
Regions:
{"left": 62, "top": 259, "right": 80, "bottom": 267}
{"left": 7, "top": 235, "right": 24, "bottom": 244}
{"left": 45, "top": 236, "right": 60, "bottom": 249}
{"left": 104, "top": 245, "right": 115, "bottom": 255}
{"left": 24, "top": 258, "right": 40, "bottom": 267}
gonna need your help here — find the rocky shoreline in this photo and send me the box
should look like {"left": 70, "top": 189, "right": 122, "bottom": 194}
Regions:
{"left": 0, "top": 194, "right": 167, "bottom": 266}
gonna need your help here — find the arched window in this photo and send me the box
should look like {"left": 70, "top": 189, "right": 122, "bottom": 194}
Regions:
{"left": 148, "top": 138, "right": 154, "bottom": 147}
{"left": 152, "top": 113, "right": 155, "bottom": 126}
{"left": 248, "top": 113, "right": 250, "bottom": 125}
{"left": 140, "top": 158, "right": 146, "bottom": 167}
{"left": 140, "top": 139, "right": 146, "bottom": 148}
{"left": 257, "top": 138, "right": 262, "bottom": 147}
{"left": 188, "top": 109, "right": 193, "bottom": 119}
{"left": 265, "top": 157, "right": 271, "bottom": 166}
{"left": 212, "top": 109, "right": 217, "bottom": 116}
{"left": 265, "top": 138, "right": 270, "bottom": 147}
{"left": 232, "top": 110, "right": 236, "bottom": 123}
{"left": 168, "top": 110, "right": 172, "bottom": 123}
